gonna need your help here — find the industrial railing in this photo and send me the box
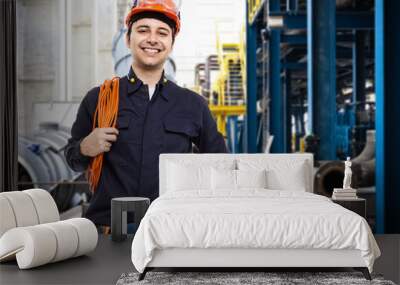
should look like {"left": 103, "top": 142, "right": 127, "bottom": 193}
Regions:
{"left": 207, "top": 29, "right": 246, "bottom": 138}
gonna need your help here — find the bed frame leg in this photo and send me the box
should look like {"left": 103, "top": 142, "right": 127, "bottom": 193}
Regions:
{"left": 138, "top": 268, "right": 148, "bottom": 281}
{"left": 354, "top": 267, "right": 371, "bottom": 280}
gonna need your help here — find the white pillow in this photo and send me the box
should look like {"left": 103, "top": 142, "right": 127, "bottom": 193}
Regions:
{"left": 237, "top": 158, "right": 308, "bottom": 191}
{"left": 166, "top": 158, "right": 235, "bottom": 192}
{"left": 236, "top": 169, "right": 267, "bottom": 188}
{"left": 211, "top": 168, "right": 237, "bottom": 190}
{"left": 266, "top": 167, "right": 306, "bottom": 191}
{"left": 167, "top": 162, "right": 211, "bottom": 191}
{"left": 211, "top": 169, "right": 268, "bottom": 191}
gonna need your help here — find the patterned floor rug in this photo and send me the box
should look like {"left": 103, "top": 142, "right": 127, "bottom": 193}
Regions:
{"left": 116, "top": 271, "right": 396, "bottom": 285}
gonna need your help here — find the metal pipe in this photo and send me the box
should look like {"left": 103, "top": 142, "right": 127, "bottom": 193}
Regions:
{"left": 352, "top": 129, "right": 375, "bottom": 163}
{"left": 314, "top": 130, "right": 375, "bottom": 196}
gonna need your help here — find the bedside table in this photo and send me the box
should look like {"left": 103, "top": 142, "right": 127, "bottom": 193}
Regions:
{"left": 331, "top": 197, "right": 366, "bottom": 218}
{"left": 111, "top": 197, "right": 150, "bottom": 242}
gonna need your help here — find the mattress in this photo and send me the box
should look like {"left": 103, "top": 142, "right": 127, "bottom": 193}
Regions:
{"left": 131, "top": 190, "right": 380, "bottom": 273}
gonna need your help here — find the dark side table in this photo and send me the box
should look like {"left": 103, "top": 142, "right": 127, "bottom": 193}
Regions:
{"left": 332, "top": 197, "right": 366, "bottom": 218}
{"left": 111, "top": 197, "right": 150, "bottom": 242}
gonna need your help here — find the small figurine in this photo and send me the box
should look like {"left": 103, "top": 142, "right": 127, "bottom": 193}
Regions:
{"left": 343, "top": 157, "right": 352, "bottom": 189}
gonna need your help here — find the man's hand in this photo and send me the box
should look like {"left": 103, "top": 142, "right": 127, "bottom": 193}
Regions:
{"left": 80, "top": 128, "right": 119, "bottom": 157}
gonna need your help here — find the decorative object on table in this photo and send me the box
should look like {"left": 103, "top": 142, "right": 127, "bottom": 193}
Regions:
{"left": 332, "top": 157, "right": 358, "bottom": 200}
{"left": 343, "top": 156, "right": 353, "bottom": 189}
{"left": 111, "top": 197, "right": 150, "bottom": 242}
{"left": 0, "top": 189, "right": 98, "bottom": 269}
{"left": 332, "top": 188, "right": 358, "bottom": 200}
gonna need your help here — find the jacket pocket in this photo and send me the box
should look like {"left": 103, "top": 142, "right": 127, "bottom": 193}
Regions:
{"left": 116, "top": 115, "right": 130, "bottom": 129}
{"left": 105, "top": 114, "right": 141, "bottom": 166}
{"left": 116, "top": 114, "right": 141, "bottom": 143}
{"left": 163, "top": 116, "right": 198, "bottom": 137}
{"left": 162, "top": 116, "right": 198, "bottom": 152}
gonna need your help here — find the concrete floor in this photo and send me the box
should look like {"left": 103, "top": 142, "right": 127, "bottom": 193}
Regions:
{"left": 374, "top": 235, "right": 400, "bottom": 284}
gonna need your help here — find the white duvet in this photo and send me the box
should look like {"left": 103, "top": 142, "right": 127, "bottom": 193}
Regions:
{"left": 131, "top": 190, "right": 380, "bottom": 273}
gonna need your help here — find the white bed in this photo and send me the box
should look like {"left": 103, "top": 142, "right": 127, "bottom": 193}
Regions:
{"left": 131, "top": 154, "right": 380, "bottom": 280}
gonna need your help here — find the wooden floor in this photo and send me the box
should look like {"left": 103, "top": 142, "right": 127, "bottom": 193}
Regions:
{"left": 374, "top": 235, "right": 400, "bottom": 284}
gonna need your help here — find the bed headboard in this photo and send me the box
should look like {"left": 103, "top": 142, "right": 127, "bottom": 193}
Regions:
{"left": 159, "top": 153, "right": 314, "bottom": 195}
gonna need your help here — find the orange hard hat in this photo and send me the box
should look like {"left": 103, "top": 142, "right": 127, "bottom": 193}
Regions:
{"left": 125, "top": 0, "right": 181, "bottom": 34}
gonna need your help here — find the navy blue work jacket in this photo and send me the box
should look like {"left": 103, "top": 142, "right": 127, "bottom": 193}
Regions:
{"left": 64, "top": 68, "right": 227, "bottom": 225}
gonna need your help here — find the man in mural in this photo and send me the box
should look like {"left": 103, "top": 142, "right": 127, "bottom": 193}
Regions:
{"left": 65, "top": 0, "right": 227, "bottom": 231}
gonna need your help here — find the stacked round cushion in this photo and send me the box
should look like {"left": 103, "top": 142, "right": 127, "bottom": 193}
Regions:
{"left": 0, "top": 189, "right": 98, "bottom": 269}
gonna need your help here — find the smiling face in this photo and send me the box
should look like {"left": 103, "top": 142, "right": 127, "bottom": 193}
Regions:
{"left": 126, "top": 17, "right": 174, "bottom": 70}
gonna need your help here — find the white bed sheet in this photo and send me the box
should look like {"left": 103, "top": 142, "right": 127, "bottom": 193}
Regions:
{"left": 131, "top": 190, "right": 380, "bottom": 273}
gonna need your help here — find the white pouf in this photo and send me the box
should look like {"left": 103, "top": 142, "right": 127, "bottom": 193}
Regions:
{"left": 0, "top": 218, "right": 98, "bottom": 269}
{"left": 24, "top": 189, "right": 60, "bottom": 223}
{"left": 0, "top": 189, "right": 98, "bottom": 269}
{"left": 0, "top": 191, "right": 39, "bottom": 227}
{"left": 0, "top": 196, "right": 17, "bottom": 237}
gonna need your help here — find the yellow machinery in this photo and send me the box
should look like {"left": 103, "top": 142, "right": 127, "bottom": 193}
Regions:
{"left": 209, "top": 29, "right": 247, "bottom": 137}
{"left": 247, "top": 0, "right": 265, "bottom": 23}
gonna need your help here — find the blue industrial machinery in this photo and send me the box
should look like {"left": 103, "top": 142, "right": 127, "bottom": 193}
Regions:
{"left": 245, "top": 0, "right": 374, "bottom": 160}
{"left": 226, "top": 116, "right": 244, "bottom": 153}
{"left": 246, "top": 0, "right": 375, "bottom": 159}
{"left": 245, "top": 0, "right": 400, "bottom": 232}
{"left": 269, "top": 0, "right": 285, "bottom": 153}
{"left": 336, "top": 107, "right": 353, "bottom": 159}
{"left": 307, "top": 0, "right": 337, "bottom": 160}
{"left": 245, "top": 1, "right": 259, "bottom": 153}
{"left": 375, "top": 0, "right": 400, "bottom": 233}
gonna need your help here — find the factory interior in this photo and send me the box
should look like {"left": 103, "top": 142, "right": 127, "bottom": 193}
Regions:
{"left": 1, "top": 0, "right": 399, "bottom": 284}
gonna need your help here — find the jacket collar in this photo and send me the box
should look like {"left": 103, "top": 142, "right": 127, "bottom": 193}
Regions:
{"left": 126, "top": 66, "right": 169, "bottom": 101}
